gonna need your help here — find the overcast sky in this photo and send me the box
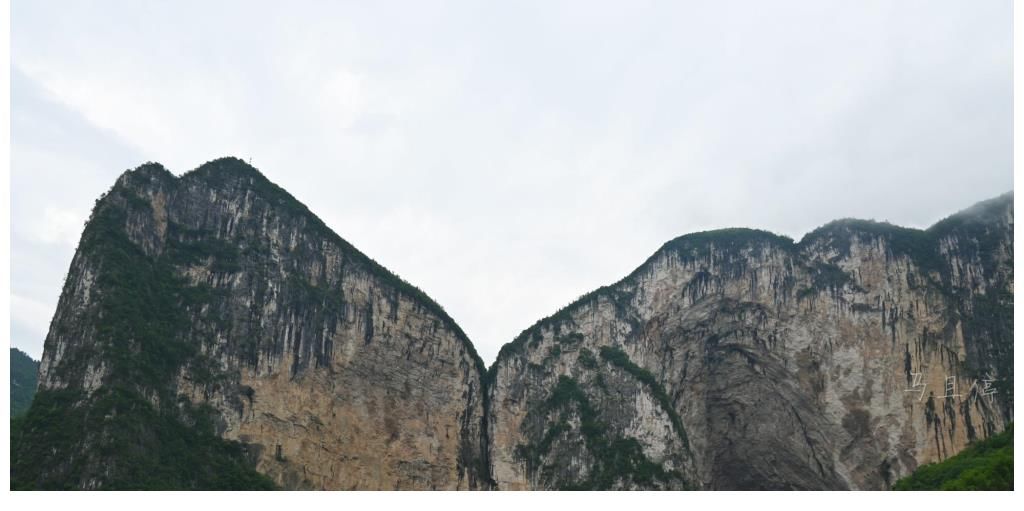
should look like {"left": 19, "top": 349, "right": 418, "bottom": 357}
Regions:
{"left": 11, "top": 0, "right": 1012, "bottom": 364}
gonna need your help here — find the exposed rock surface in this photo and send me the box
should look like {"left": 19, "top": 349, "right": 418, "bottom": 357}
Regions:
{"left": 488, "top": 194, "right": 1013, "bottom": 490}
{"left": 14, "top": 157, "right": 1012, "bottom": 490}
{"left": 19, "top": 158, "right": 488, "bottom": 490}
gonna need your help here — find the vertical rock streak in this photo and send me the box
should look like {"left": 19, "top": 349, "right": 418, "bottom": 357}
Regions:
{"left": 17, "top": 158, "right": 1012, "bottom": 490}
{"left": 23, "top": 158, "right": 488, "bottom": 490}
{"left": 489, "top": 198, "right": 1012, "bottom": 490}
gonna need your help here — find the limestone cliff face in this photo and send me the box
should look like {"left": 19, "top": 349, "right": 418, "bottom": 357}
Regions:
{"left": 487, "top": 194, "right": 1012, "bottom": 490}
{"left": 17, "top": 156, "right": 1012, "bottom": 491}
{"left": 28, "top": 158, "right": 489, "bottom": 490}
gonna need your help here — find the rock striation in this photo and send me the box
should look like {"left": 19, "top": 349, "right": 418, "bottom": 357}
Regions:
{"left": 488, "top": 194, "right": 1013, "bottom": 489}
{"left": 12, "top": 157, "right": 1013, "bottom": 490}
{"left": 15, "top": 158, "right": 488, "bottom": 490}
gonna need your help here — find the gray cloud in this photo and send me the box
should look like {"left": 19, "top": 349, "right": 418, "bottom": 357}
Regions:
{"left": 11, "top": 0, "right": 1012, "bottom": 363}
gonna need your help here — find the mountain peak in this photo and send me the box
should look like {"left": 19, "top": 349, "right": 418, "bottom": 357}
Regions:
{"left": 13, "top": 157, "right": 1013, "bottom": 491}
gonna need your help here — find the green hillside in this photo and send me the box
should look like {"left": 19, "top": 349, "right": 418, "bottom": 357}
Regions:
{"left": 11, "top": 348, "right": 39, "bottom": 417}
{"left": 894, "top": 425, "right": 1013, "bottom": 490}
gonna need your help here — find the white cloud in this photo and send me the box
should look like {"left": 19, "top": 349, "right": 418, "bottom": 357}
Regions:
{"left": 10, "top": 0, "right": 1013, "bottom": 364}
{"left": 11, "top": 293, "right": 57, "bottom": 359}
{"left": 28, "top": 205, "right": 87, "bottom": 247}
{"left": 11, "top": 294, "right": 54, "bottom": 335}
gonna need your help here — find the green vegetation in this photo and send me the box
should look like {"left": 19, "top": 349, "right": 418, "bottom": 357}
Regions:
{"left": 808, "top": 261, "right": 855, "bottom": 291}
{"left": 489, "top": 195, "right": 1013, "bottom": 442}
{"left": 800, "top": 219, "right": 941, "bottom": 271}
{"left": 893, "top": 425, "right": 1012, "bottom": 490}
{"left": 928, "top": 193, "right": 1014, "bottom": 411}
{"left": 657, "top": 228, "right": 796, "bottom": 265}
{"left": 929, "top": 192, "right": 1013, "bottom": 242}
{"left": 184, "top": 157, "right": 487, "bottom": 376}
{"left": 16, "top": 156, "right": 1010, "bottom": 490}
{"left": 850, "top": 303, "right": 874, "bottom": 313}
{"left": 69, "top": 192, "right": 213, "bottom": 387}
{"left": 577, "top": 348, "right": 598, "bottom": 369}
{"left": 798, "top": 193, "right": 1012, "bottom": 278}
{"left": 10, "top": 348, "right": 39, "bottom": 417}
{"left": 797, "top": 261, "right": 862, "bottom": 299}
{"left": 165, "top": 229, "right": 242, "bottom": 273}
{"left": 14, "top": 157, "right": 504, "bottom": 489}
{"left": 514, "top": 376, "right": 686, "bottom": 490}
{"left": 960, "top": 288, "right": 1014, "bottom": 408}
{"left": 11, "top": 388, "right": 276, "bottom": 490}
{"left": 491, "top": 229, "right": 795, "bottom": 378}
{"left": 286, "top": 274, "right": 346, "bottom": 316}
{"left": 491, "top": 194, "right": 1014, "bottom": 373}
{"left": 11, "top": 181, "right": 274, "bottom": 490}
{"left": 599, "top": 346, "right": 689, "bottom": 449}
{"left": 546, "top": 344, "right": 562, "bottom": 360}
{"left": 555, "top": 332, "right": 584, "bottom": 345}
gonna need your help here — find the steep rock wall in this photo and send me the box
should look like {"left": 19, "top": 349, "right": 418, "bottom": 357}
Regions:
{"left": 17, "top": 156, "right": 1012, "bottom": 491}
{"left": 487, "top": 195, "right": 1012, "bottom": 490}
{"left": 25, "top": 158, "right": 489, "bottom": 489}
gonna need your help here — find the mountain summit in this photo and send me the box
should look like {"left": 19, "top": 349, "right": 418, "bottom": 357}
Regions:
{"left": 12, "top": 158, "right": 1013, "bottom": 490}
{"left": 13, "top": 157, "right": 487, "bottom": 490}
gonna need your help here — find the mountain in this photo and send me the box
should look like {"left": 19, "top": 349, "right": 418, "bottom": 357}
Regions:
{"left": 488, "top": 193, "right": 1013, "bottom": 490}
{"left": 12, "top": 158, "right": 487, "bottom": 490}
{"left": 10, "top": 348, "right": 39, "bottom": 417}
{"left": 12, "top": 157, "right": 1013, "bottom": 490}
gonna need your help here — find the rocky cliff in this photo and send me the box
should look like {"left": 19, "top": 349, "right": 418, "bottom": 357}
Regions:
{"left": 12, "top": 157, "right": 1013, "bottom": 490}
{"left": 488, "top": 194, "right": 1013, "bottom": 490}
{"left": 13, "top": 158, "right": 488, "bottom": 490}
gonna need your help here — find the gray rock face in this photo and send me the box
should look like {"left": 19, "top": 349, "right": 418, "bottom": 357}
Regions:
{"left": 33, "top": 158, "right": 489, "bottom": 489}
{"left": 488, "top": 195, "right": 1012, "bottom": 490}
{"left": 21, "top": 157, "right": 1012, "bottom": 490}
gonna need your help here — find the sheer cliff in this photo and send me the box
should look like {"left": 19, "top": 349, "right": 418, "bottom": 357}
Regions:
{"left": 11, "top": 157, "right": 1012, "bottom": 490}
{"left": 487, "top": 193, "right": 1012, "bottom": 490}
{"left": 12, "top": 158, "right": 488, "bottom": 490}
